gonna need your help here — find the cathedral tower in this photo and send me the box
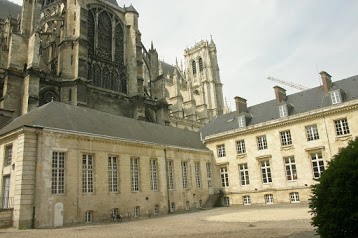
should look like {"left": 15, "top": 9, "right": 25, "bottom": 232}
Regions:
{"left": 184, "top": 38, "right": 224, "bottom": 122}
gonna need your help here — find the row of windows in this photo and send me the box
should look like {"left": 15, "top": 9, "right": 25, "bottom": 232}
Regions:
{"left": 224, "top": 192, "right": 300, "bottom": 206}
{"left": 217, "top": 118, "right": 351, "bottom": 157}
{"left": 52, "top": 152, "right": 212, "bottom": 194}
{"left": 220, "top": 152, "right": 325, "bottom": 188}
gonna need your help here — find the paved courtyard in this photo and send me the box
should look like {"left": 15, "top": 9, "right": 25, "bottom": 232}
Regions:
{"left": 0, "top": 203, "right": 318, "bottom": 238}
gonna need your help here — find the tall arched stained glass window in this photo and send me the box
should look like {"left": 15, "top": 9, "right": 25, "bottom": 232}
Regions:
{"left": 98, "top": 11, "right": 112, "bottom": 61}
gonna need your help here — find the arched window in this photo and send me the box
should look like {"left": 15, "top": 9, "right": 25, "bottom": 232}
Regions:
{"left": 98, "top": 11, "right": 112, "bottom": 60}
{"left": 114, "top": 23, "right": 124, "bottom": 65}
{"left": 93, "top": 64, "right": 101, "bottom": 87}
{"left": 102, "top": 67, "right": 111, "bottom": 89}
{"left": 87, "top": 11, "right": 95, "bottom": 57}
{"left": 111, "top": 70, "right": 119, "bottom": 91}
{"left": 198, "top": 57, "right": 204, "bottom": 72}
{"left": 192, "top": 60, "right": 196, "bottom": 75}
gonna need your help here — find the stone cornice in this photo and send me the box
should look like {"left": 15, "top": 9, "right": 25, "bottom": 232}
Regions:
{"left": 204, "top": 100, "right": 358, "bottom": 143}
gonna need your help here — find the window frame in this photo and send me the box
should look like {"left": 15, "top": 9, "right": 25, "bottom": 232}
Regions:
{"left": 284, "top": 156, "right": 297, "bottom": 181}
{"left": 260, "top": 160, "right": 272, "bottom": 184}
{"left": 257, "top": 135, "right": 268, "bottom": 150}
{"left": 280, "top": 130, "right": 292, "bottom": 146}
{"left": 108, "top": 155, "right": 118, "bottom": 193}
{"left": 239, "top": 163, "right": 250, "bottom": 186}
{"left": 150, "top": 159, "right": 158, "bottom": 191}
{"left": 265, "top": 194, "right": 274, "bottom": 204}
{"left": 334, "top": 118, "right": 350, "bottom": 136}
{"left": 238, "top": 116, "right": 246, "bottom": 128}
{"left": 279, "top": 104, "right": 288, "bottom": 117}
{"left": 130, "top": 157, "right": 140, "bottom": 192}
{"left": 167, "top": 160, "right": 174, "bottom": 190}
{"left": 85, "top": 210, "right": 93, "bottom": 223}
{"left": 4, "top": 144, "right": 12, "bottom": 167}
{"left": 306, "top": 124, "right": 319, "bottom": 141}
{"left": 290, "top": 192, "right": 300, "bottom": 203}
{"left": 82, "top": 154, "right": 94, "bottom": 194}
{"left": 220, "top": 166, "right": 229, "bottom": 187}
{"left": 195, "top": 162, "right": 202, "bottom": 189}
{"left": 181, "top": 161, "right": 188, "bottom": 189}
{"left": 217, "top": 144, "right": 226, "bottom": 157}
{"left": 52, "top": 151, "right": 65, "bottom": 194}
{"left": 243, "top": 195, "right": 251, "bottom": 205}
{"left": 330, "top": 90, "right": 342, "bottom": 104}
{"left": 236, "top": 140, "right": 246, "bottom": 154}
{"left": 311, "top": 152, "right": 325, "bottom": 179}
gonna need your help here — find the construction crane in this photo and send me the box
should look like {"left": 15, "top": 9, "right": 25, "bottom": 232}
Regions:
{"left": 267, "top": 76, "right": 309, "bottom": 91}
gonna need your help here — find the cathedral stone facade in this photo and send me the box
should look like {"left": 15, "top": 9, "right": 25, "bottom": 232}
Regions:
{"left": 0, "top": 0, "right": 224, "bottom": 131}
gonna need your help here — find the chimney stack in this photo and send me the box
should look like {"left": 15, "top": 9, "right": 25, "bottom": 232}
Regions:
{"left": 234, "top": 96, "right": 247, "bottom": 113}
{"left": 319, "top": 71, "right": 332, "bottom": 95}
{"left": 274, "top": 86, "right": 286, "bottom": 104}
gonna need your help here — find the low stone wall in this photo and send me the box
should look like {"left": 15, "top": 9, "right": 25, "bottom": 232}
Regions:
{"left": 0, "top": 209, "right": 13, "bottom": 228}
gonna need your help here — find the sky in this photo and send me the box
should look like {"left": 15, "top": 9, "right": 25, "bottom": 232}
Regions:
{"left": 12, "top": 0, "right": 358, "bottom": 109}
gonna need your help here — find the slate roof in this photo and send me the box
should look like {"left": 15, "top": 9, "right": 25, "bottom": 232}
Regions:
{"left": 0, "top": 0, "right": 21, "bottom": 21}
{"left": 161, "top": 61, "right": 176, "bottom": 77}
{"left": 107, "top": 0, "right": 119, "bottom": 6}
{"left": 201, "top": 75, "right": 358, "bottom": 138}
{"left": 0, "top": 102, "right": 208, "bottom": 151}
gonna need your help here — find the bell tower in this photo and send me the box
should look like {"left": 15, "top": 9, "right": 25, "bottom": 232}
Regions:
{"left": 184, "top": 38, "right": 224, "bottom": 122}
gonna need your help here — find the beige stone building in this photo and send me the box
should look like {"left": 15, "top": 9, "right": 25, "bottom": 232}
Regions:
{"left": 0, "top": 102, "right": 215, "bottom": 228}
{"left": 201, "top": 72, "right": 358, "bottom": 206}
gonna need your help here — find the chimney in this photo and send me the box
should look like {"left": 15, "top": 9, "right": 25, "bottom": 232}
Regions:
{"left": 234, "top": 96, "right": 247, "bottom": 113}
{"left": 274, "top": 86, "right": 286, "bottom": 104}
{"left": 320, "top": 71, "right": 332, "bottom": 95}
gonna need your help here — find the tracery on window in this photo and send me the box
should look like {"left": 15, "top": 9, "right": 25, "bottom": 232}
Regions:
{"left": 97, "top": 11, "right": 112, "bottom": 60}
{"left": 87, "top": 7, "right": 126, "bottom": 93}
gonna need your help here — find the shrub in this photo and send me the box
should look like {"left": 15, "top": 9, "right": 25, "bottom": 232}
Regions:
{"left": 309, "top": 137, "right": 358, "bottom": 238}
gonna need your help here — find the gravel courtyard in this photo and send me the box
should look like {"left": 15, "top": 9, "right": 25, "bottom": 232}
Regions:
{"left": 0, "top": 203, "right": 318, "bottom": 238}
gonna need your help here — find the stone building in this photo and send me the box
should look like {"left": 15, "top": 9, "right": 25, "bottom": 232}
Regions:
{"left": 0, "top": 0, "right": 224, "bottom": 131}
{"left": 201, "top": 72, "right": 358, "bottom": 206}
{"left": 0, "top": 0, "right": 224, "bottom": 229}
{"left": 0, "top": 102, "right": 216, "bottom": 228}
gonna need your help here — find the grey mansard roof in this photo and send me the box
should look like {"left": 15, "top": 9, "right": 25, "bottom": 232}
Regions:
{"left": 201, "top": 75, "right": 358, "bottom": 138}
{"left": 0, "top": 0, "right": 21, "bottom": 21}
{"left": 0, "top": 102, "right": 208, "bottom": 151}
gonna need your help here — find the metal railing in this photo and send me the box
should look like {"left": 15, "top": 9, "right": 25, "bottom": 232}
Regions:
{"left": 1, "top": 197, "right": 13, "bottom": 209}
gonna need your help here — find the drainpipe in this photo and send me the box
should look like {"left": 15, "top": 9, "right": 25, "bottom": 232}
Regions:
{"left": 32, "top": 126, "right": 43, "bottom": 228}
{"left": 164, "top": 148, "right": 170, "bottom": 214}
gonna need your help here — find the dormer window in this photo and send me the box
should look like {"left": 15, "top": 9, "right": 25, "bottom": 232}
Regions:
{"left": 279, "top": 105, "right": 288, "bottom": 117}
{"left": 330, "top": 90, "right": 342, "bottom": 104}
{"left": 238, "top": 116, "right": 246, "bottom": 128}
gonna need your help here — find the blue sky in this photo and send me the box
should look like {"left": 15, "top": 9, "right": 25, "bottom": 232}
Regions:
{"left": 13, "top": 0, "right": 358, "bottom": 109}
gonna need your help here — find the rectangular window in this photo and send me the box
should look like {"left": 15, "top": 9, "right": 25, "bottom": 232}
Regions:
{"left": 108, "top": 156, "right": 118, "bottom": 193}
{"left": 238, "top": 116, "right": 246, "bottom": 128}
{"left": 334, "top": 118, "right": 350, "bottom": 136}
{"left": 85, "top": 210, "right": 93, "bottom": 223}
{"left": 265, "top": 194, "right": 274, "bottom": 204}
{"left": 131, "top": 158, "right": 139, "bottom": 191}
{"left": 220, "top": 167, "right": 229, "bottom": 187}
{"left": 306, "top": 124, "right": 319, "bottom": 141}
{"left": 243, "top": 195, "right": 251, "bottom": 205}
{"left": 170, "top": 202, "right": 176, "bottom": 213}
{"left": 134, "top": 206, "right": 140, "bottom": 217}
{"left": 311, "top": 152, "right": 325, "bottom": 178}
{"left": 285, "top": 156, "right": 297, "bottom": 181}
{"left": 261, "top": 160, "right": 272, "bottom": 184}
{"left": 82, "top": 154, "right": 93, "bottom": 193}
{"left": 279, "top": 105, "right": 288, "bottom": 117}
{"left": 150, "top": 159, "right": 158, "bottom": 191}
{"left": 330, "top": 90, "right": 342, "bottom": 104}
{"left": 154, "top": 205, "right": 159, "bottom": 216}
{"left": 52, "top": 152, "right": 65, "bottom": 194}
{"left": 239, "top": 163, "right": 250, "bottom": 185}
{"left": 280, "top": 130, "right": 292, "bottom": 146}
{"left": 167, "top": 160, "right": 174, "bottom": 190}
{"left": 290, "top": 192, "right": 300, "bottom": 203}
{"left": 206, "top": 162, "right": 212, "bottom": 179}
{"left": 181, "top": 161, "right": 188, "bottom": 189}
{"left": 236, "top": 140, "right": 246, "bottom": 154}
{"left": 217, "top": 144, "right": 226, "bottom": 157}
{"left": 5, "top": 144, "right": 12, "bottom": 166}
{"left": 195, "top": 162, "right": 201, "bottom": 189}
{"left": 257, "top": 135, "right": 268, "bottom": 150}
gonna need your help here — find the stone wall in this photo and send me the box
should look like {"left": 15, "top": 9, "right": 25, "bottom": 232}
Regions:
{"left": 0, "top": 209, "right": 13, "bottom": 228}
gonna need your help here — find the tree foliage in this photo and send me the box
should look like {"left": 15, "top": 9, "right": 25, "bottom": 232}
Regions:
{"left": 309, "top": 137, "right": 358, "bottom": 238}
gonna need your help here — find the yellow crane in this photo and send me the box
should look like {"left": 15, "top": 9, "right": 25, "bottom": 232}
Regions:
{"left": 267, "top": 76, "right": 309, "bottom": 91}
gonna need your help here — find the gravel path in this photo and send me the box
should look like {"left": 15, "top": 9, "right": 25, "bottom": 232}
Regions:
{"left": 0, "top": 203, "right": 318, "bottom": 238}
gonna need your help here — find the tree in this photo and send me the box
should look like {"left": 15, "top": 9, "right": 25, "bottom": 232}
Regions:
{"left": 309, "top": 137, "right": 358, "bottom": 238}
